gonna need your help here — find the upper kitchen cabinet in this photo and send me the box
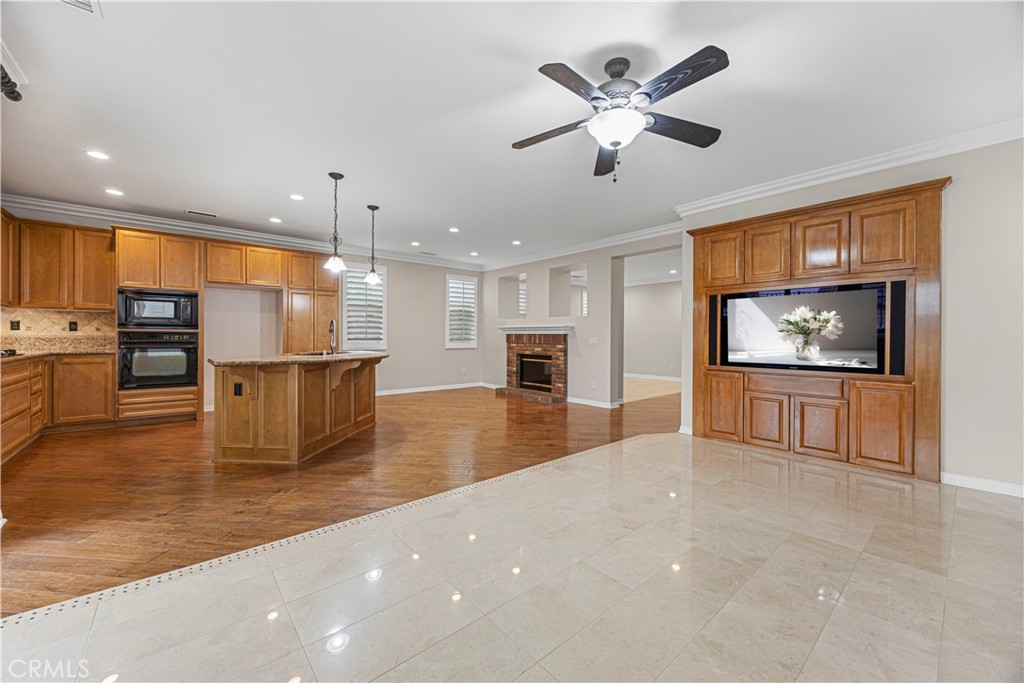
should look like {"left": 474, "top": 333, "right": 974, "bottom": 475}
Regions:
{"left": 116, "top": 228, "right": 199, "bottom": 291}
{"left": 207, "top": 242, "right": 284, "bottom": 287}
{"left": 1, "top": 212, "right": 20, "bottom": 307}
{"left": 20, "top": 221, "right": 70, "bottom": 308}
{"left": 73, "top": 229, "right": 116, "bottom": 310}
{"left": 246, "top": 246, "right": 283, "bottom": 287}
{"left": 314, "top": 257, "right": 340, "bottom": 292}
{"left": 286, "top": 252, "right": 315, "bottom": 290}
{"left": 744, "top": 222, "right": 791, "bottom": 283}
{"left": 701, "top": 231, "right": 744, "bottom": 286}
{"left": 792, "top": 213, "right": 849, "bottom": 279}
{"left": 850, "top": 199, "right": 916, "bottom": 274}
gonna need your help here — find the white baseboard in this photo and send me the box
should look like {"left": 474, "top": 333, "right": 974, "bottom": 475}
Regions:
{"left": 478, "top": 382, "right": 502, "bottom": 389}
{"left": 204, "top": 404, "right": 214, "bottom": 413}
{"left": 567, "top": 397, "right": 620, "bottom": 410}
{"left": 678, "top": 425, "right": 693, "bottom": 435}
{"left": 624, "top": 373, "right": 682, "bottom": 382}
{"left": 376, "top": 382, "right": 490, "bottom": 396}
{"left": 940, "top": 472, "right": 1024, "bottom": 498}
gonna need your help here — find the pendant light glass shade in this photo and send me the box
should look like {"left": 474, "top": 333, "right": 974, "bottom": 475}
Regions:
{"left": 586, "top": 107, "right": 646, "bottom": 149}
{"left": 364, "top": 204, "right": 381, "bottom": 285}
{"left": 323, "top": 172, "right": 348, "bottom": 272}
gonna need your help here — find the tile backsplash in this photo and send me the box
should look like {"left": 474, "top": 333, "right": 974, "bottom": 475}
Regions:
{"left": 1, "top": 307, "right": 116, "bottom": 353}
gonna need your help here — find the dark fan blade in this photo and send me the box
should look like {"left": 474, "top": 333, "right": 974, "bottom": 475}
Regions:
{"left": 538, "top": 63, "right": 608, "bottom": 105}
{"left": 512, "top": 119, "right": 589, "bottom": 149}
{"left": 636, "top": 45, "right": 729, "bottom": 105}
{"left": 645, "top": 112, "right": 722, "bottom": 148}
{"left": 594, "top": 146, "right": 617, "bottom": 176}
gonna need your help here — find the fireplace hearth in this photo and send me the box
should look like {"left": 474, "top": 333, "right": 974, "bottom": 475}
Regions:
{"left": 495, "top": 329, "right": 569, "bottom": 404}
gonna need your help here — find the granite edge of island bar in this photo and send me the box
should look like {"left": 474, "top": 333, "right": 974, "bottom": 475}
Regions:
{"left": 207, "top": 352, "right": 388, "bottom": 464}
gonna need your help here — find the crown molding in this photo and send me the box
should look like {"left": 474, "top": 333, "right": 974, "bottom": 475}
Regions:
{"left": 0, "top": 194, "right": 481, "bottom": 271}
{"left": 1, "top": 41, "right": 29, "bottom": 85}
{"left": 625, "top": 275, "right": 682, "bottom": 288}
{"left": 674, "top": 118, "right": 1023, "bottom": 218}
{"left": 483, "top": 219, "right": 683, "bottom": 272}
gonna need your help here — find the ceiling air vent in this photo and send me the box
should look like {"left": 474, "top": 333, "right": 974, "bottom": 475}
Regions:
{"left": 418, "top": 250, "right": 438, "bottom": 256}
{"left": 59, "top": 0, "right": 104, "bottom": 19}
{"left": 185, "top": 209, "right": 218, "bottom": 218}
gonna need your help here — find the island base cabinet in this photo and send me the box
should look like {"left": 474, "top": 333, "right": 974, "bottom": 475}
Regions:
{"left": 850, "top": 381, "right": 914, "bottom": 474}
{"left": 213, "top": 358, "right": 381, "bottom": 465}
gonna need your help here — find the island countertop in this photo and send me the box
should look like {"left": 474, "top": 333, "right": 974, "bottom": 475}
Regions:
{"left": 207, "top": 351, "right": 388, "bottom": 367}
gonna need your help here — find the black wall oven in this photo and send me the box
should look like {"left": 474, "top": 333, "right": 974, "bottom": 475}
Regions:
{"left": 119, "top": 331, "right": 199, "bottom": 389}
{"left": 118, "top": 290, "right": 198, "bottom": 328}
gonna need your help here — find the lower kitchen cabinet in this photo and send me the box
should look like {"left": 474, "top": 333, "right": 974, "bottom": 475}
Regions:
{"left": 52, "top": 355, "right": 116, "bottom": 425}
{"left": 117, "top": 386, "right": 198, "bottom": 419}
{"left": 793, "top": 395, "right": 848, "bottom": 461}
{"left": 850, "top": 381, "right": 914, "bottom": 474}
{"left": 704, "top": 370, "right": 743, "bottom": 442}
{"left": 744, "top": 391, "right": 790, "bottom": 450}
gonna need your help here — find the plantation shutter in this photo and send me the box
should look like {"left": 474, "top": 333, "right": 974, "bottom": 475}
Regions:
{"left": 581, "top": 289, "right": 588, "bottom": 317}
{"left": 342, "top": 266, "right": 387, "bottom": 350}
{"left": 446, "top": 274, "right": 478, "bottom": 349}
{"left": 518, "top": 283, "right": 527, "bottom": 318}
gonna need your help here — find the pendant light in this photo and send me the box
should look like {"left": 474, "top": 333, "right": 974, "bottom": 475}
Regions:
{"left": 323, "top": 171, "right": 347, "bottom": 273}
{"left": 364, "top": 205, "right": 382, "bottom": 286}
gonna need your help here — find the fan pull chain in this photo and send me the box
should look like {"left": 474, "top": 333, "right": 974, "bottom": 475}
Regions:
{"left": 612, "top": 153, "right": 622, "bottom": 183}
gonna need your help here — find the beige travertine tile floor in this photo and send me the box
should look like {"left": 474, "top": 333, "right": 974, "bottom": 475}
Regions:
{"left": 1, "top": 434, "right": 1021, "bottom": 682}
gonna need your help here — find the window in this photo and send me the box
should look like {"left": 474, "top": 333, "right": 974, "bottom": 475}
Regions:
{"left": 342, "top": 265, "right": 386, "bottom": 350}
{"left": 581, "top": 289, "right": 588, "bottom": 317}
{"left": 445, "top": 274, "right": 478, "bottom": 348}
{"left": 518, "top": 282, "right": 527, "bottom": 318}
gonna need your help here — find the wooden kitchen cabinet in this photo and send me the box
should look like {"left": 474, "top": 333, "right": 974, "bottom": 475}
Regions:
{"left": 314, "top": 291, "right": 339, "bottom": 351}
{"left": 20, "top": 222, "right": 70, "bottom": 308}
{"left": 52, "top": 355, "right": 115, "bottom": 425}
{"left": 206, "top": 242, "right": 247, "bottom": 284}
{"left": 1, "top": 212, "right": 20, "bottom": 307}
{"left": 850, "top": 199, "right": 916, "bottom": 273}
{"left": 73, "top": 229, "right": 116, "bottom": 310}
{"left": 246, "top": 246, "right": 283, "bottom": 287}
{"left": 792, "top": 213, "right": 849, "bottom": 279}
{"left": 286, "top": 252, "right": 315, "bottom": 289}
{"left": 744, "top": 391, "right": 790, "bottom": 450}
{"left": 744, "top": 222, "right": 790, "bottom": 283}
{"left": 704, "top": 370, "right": 743, "bottom": 442}
{"left": 850, "top": 381, "right": 914, "bottom": 474}
{"left": 116, "top": 229, "right": 199, "bottom": 291}
{"left": 284, "top": 289, "right": 315, "bottom": 353}
{"left": 793, "top": 395, "right": 848, "bottom": 461}
{"left": 315, "top": 259, "right": 340, "bottom": 292}
{"left": 1, "top": 358, "right": 47, "bottom": 462}
{"left": 702, "top": 231, "right": 744, "bottom": 286}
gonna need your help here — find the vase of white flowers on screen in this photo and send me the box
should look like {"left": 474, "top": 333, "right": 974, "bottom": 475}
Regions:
{"left": 777, "top": 306, "right": 844, "bottom": 361}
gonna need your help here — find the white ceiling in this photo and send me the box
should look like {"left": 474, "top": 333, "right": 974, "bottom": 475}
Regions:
{"left": 1, "top": 2, "right": 1021, "bottom": 269}
{"left": 624, "top": 249, "right": 683, "bottom": 287}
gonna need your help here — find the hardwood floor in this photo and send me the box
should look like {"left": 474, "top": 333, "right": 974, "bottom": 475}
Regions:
{"left": 623, "top": 376, "right": 681, "bottom": 402}
{"left": 0, "top": 387, "right": 680, "bottom": 617}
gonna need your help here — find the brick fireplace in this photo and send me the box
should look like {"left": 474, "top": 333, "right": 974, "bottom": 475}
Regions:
{"left": 495, "top": 326, "right": 571, "bottom": 404}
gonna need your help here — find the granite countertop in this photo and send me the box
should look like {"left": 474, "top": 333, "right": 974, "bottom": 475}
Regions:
{"left": 1, "top": 350, "right": 117, "bottom": 364}
{"left": 207, "top": 351, "right": 389, "bottom": 367}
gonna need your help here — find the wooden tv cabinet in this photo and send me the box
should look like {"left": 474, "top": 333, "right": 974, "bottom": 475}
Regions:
{"left": 689, "top": 178, "right": 949, "bottom": 481}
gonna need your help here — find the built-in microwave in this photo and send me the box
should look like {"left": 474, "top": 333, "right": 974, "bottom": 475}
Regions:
{"left": 118, "top": 289, "right": 198, "bottom": 328}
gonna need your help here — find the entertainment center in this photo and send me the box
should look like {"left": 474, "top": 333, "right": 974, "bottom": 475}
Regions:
{"left": 689, "top": 178, "right": 949, "bottom": 481}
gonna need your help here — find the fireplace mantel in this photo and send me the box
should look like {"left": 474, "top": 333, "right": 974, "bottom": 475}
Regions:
{"left": 498, "top": 324, "right": 575, "bottom": 335}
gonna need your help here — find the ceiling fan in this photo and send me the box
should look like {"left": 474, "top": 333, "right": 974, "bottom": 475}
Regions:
{"left": 513, "top": 45, "right": 729, "bottom": 176}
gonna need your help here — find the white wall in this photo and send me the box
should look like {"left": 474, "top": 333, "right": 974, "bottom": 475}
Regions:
{"left": 203, "top": 287, "right": 281, "bottom": 409}
{"left": 680, "top": 139, "right": 1024, "bottom": 489}
{"left": 482, "top": 232, "right": 682, "bottom": 406}
{"left": 372, "top": 257, "right": 483, "bottom": 392}
{"left": 624, "top": 281, "right": 683, "bottom": 378}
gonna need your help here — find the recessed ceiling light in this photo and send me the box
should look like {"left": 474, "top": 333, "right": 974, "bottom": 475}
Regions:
{"left": 266, "top": 611, "right": 279, "bottom": 620}
{"left": 669, "top": 269, "right": 678, "bottom": 274}
{"left": 105, "top": 188, "right": 123, "bottom": 196}
{"left": 86, "top": 150, "right": 109, "bottom": 160}
{"left": 451, "top": 591, "right": 462, "bottom": 601}
{"left": 101, "top": 676, "right": 119, "bottom": 683}
{"left": 512, "top": 240, "right": 521, "bottom": 246}
{"left": 470, "top": 252, "right": 478, "bottom": 256}
{"left": 449, "top": 227, "right": 459, "bottom": 233}
{"left": 410, "top": 241, "right": 420, "bottom": 247}
{"left": 288, "top": 677, "right": 302, "bottom": 683}
{"left": 269, "top": 217, "right": 282, "bottom": 223}
{"left": 289, "top": 194, "right": 304, "bottom": 201}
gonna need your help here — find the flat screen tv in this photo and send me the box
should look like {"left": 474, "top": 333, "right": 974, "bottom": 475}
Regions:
{"left": 719, "top": 282, "right": 901, "bottom": 374}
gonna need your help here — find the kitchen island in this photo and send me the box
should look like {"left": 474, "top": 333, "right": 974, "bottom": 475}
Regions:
{"left": 208, "top": 351, "right": 388, "bottom": 464}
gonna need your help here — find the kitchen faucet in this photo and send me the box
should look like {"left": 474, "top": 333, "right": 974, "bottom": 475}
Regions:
{"left": 329, "top": 319, "right": 337, "bottom": 354}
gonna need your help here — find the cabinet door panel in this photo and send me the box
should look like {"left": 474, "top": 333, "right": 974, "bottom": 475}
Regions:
{"left": 285, "top": 289, "right": 315, "bottom": 353}
{"left": 314, "top": 291, "right": 339, "bottom": 352}
{"left": 315, "top": 259, "right": 340, "bottom": 292}
{"left": 1, "top": 215, "right": 20, "bottom": 306}
{"left": 206, "top": 242, "right": 246, "bottom": 284}
{"left": 704, "top": 370, "right": 743, "bottom": 442}
{"left": 744, "top": 223, "right": 790, "bottom": 283}
{"left": 246, "top": 247, "right": 283, "bottom": 287}
{"left": 160, "top": 235, "right": 200, "bottom": 291}
{"left": 287, "top": 252, "right": 314, "bottom": 289}
{"left": 704, "top": 232, "right": 744, "bottom": 286}
{"left": 850, "top": 381, "right": 913, "bottom": 474}
{"left": 73, "top": 230, "right": 115, "bottom": 310}
{"left": 793, "top": 213, "right": 849, "bottom": 278}
{"left": 793, "top": 396, "right": 848, "bottom": 461}
{"left": 851, "top": 199, "right": 916, "bottom": 273}
{"left": 52, "top": 356, "right": 115, "bottom": 424}
{"left": 117, "top": 230, "right": 161, "bottom": 289}
{"left": 20, "top": 223, "right": 70, "bottom": 308}
{"left": 744, "top": 391, "right": 789, "bottom": 450}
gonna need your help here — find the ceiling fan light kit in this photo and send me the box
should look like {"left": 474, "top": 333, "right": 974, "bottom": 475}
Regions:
{"left": 513, "top": 45, "right": 729, "bottom": 176}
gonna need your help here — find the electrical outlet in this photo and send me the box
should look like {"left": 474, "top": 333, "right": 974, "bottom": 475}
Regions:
{"left": 591, "top": 380, "right": 597, "bottom": 389}
{"left": 253, "top": 324, "right": 259, "bottom": 334}
{"left": 461, "top": 368, "right": 467, "bottom": 375}
{"left": 589, "top": 337, "right": 599, "bottom": 346}
{"left": 68, "top": 321, "right": 78, "bottom": 332}
{"left": 9, "top": 320, "right": 19, "bottom": 331}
